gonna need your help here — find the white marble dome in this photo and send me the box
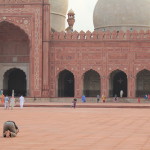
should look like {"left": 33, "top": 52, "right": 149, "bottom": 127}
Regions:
{"left": 49, "top": 0, "right": 68, "bottom": 32}
{"left": 93, "top": 0, "right": 150, "bottom": 31}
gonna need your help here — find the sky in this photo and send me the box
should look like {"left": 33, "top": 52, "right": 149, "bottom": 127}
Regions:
{"left": 66, "top": 0, "right": 98, "bottom": 32}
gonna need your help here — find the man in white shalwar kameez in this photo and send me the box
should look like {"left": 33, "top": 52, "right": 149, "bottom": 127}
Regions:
{"left": 19, "top": 96, "right": 25, "bottom": 109}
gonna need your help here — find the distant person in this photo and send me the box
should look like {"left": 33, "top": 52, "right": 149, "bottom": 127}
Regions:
{"left": 114, "top": 94, "right": 118, "bottom": 102}
{"left": 4, "top": 95, "right": 9, "bottom": 109}
{"left": 81, "top": 95, "right": 86, "bottom": 103}
{"left": 19, "top": 95, "right": 25, "bottom": 109}
{"left": 10, "top": 96, "right": 16, "bottom": 110}
{"left": 3, "top": 121, "right": 19, "bottom": 138}
{"left": 1, "top": 94, "right": 4, "bottom": 104}
{"left": 102, "top": 95, "right": 106, "bottom": 103}
{"left": 120, "top": 90, "right": 123, "bottom": 98}
{"left": 144, "top": 94, "right": 148, "bottom": 100}
{"left": 72, "top": 98, "right": 77, "bottom": 108}
{"left": 97, "top": 95, "right": 100, "bottom": 103}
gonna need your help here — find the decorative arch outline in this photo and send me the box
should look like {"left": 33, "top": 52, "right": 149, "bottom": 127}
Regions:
{"left": 3, "top": 67, "right": 27, "bottom": 96}
{"left": 82, "top": 69, "right": 101, "bottom": 79}
{"left": 136, "top": 69, "right": 150, "bottom": 97}
{"left": 108, "top": 68, "right": 128, "bottom": 77}
{"left": 135, "top": 68, "right": 150, "bottom": 76}
{"left": 0, "top": 17, "right": 31, "bottom": 40}
{"left": 57, "top": 69, "right": 75, "bottom": 97}
{"left": 82, "top": 69, "right": 101, "bottom": 97}
{"left": 56, "top": 69, "right": 75, "bottom": 79}
{"left": 109, "top": 69, "right": 128, "bottom": 97}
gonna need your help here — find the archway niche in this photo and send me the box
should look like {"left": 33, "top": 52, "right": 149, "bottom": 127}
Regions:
{"left": 3, "top": 68, "right": 27, "bottom": 96}
{"left": 58, "top": 70, "right": 74, "bottom": 97}
{"left": 136, "top": 69, "right": 150, "bottom": 97}
{"left": 83, "top": 70, "right": 100, "bottom": 97}
{"left": 0, "top": 21, "right": 30, "bottom": 96}
{"left": 0, "top": 21, "right": 30, "bottom": 63}
{"left": 109, "top": 70, "right": 127, "bottom": 97}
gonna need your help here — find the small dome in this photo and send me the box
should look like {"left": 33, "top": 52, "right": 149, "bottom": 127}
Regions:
{"left": 93, "top": 0, "right": 150, "bottom": 31}
{"left": 49, "top": 0, "right": 68, "bottom": 32}
{"left": 68, "top": 9, "right": 75, "bottom": 14}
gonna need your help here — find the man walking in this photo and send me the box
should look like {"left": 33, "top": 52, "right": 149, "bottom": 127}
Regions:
{"left": 19, "top": 95, "right": 25, "bottom": 109}
{"left": 97, "top": 95, "right": 100, "bottom": 103}
{"left": 4, "top": 95, "right": 9, "bottom": 109}
{"left": 10, "top": 96, "right": 16, "bottom": 110}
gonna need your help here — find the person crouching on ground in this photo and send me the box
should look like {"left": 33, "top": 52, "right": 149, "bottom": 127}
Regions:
{"left": 3, "top": 121, "right": 19, "bottom": 138}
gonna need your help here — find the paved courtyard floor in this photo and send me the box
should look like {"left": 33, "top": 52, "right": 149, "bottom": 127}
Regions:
{"left": 1, "top": 106, "right": 150, "bottom": 150}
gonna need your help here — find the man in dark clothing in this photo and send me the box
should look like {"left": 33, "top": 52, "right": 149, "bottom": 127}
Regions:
{"left": 72, "top": 98, "right": 77, "bottom": 108}
{"left": 3, "top": 121, "right": 19, "bottom": 138}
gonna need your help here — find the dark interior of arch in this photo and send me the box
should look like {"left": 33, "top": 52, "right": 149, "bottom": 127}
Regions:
{"left": 0, "top": 21, "right": 29, "bottom": 63}
{"left": 110, "top": 70, "right": 127, "bottom": 97}
{"left": 3, "top": 68, "right": 27, "bottom": 96}
{"left": 136, "top": 70, "right": 150, "bottom": 97}
{"left": 58, "top": 70, "right": 74, "bottom": 97}
{"left": 83, "top": 70, "right": 100, "bottom": 97}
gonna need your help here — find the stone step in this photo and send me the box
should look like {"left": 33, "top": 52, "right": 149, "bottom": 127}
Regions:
{"left": 16, "top": 97, "right": 150, "bottom": 103}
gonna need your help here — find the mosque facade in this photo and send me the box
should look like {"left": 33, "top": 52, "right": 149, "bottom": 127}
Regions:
{"left": 0, "top": 0, "right": 150, "bottom": 99}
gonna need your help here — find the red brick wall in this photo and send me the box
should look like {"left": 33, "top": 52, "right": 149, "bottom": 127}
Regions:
{"left": 49, "top": 31, "right": 150, "bottom": 98}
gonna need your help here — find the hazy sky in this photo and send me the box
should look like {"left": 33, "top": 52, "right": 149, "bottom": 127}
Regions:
{"left": 66, "top": 0, "right": 98, "bottom": 32}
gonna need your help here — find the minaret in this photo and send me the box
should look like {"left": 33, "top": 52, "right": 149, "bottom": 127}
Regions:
{"left": 65, "top": 9, "right": 75, "bottom": 32}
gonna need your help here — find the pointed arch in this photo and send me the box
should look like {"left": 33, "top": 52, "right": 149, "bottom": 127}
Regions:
{"left": 136, "top": 69, "right": 150, "bottom": 97}
{"left": 58, "top": 69, "right": 75, "bottom": 97}
{"left": 0, "top": 21, "right": 30, "bottom": 63}
{"left": 0, "top": 21, "right": 30, "bottom": 41}
{"left": 3, "top": 68, "right": 27, "bottom": 96}
{"left": 109, "top": 69, "right": 127, "bottom": 97}
{"left": 83, "top": 69, "right": 101, "bottom": 97}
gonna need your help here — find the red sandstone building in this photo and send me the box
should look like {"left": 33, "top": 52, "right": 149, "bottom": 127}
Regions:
{"left": 0, "top": 0, "right": 150, "bottom": 99}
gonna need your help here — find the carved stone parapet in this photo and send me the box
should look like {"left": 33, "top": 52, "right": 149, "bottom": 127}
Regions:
{"left": 0, "top": 0, "right": 49, "bottom": 4}
{"left": 86, "top": 31, "right": 92, "bottom": 40}
{"left": 51, "top": 30, "right": 150, "bottom": 41}
{"left": 72, "top": 31, "right": 78, "bottom": 40}
{"left": 79, "top": 31, "right": 85, "bottom": 40}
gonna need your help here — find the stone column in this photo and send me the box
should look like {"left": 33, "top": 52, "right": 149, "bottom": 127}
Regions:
{"left": 75, "top": 74, "right": 83, "bottom": 99}
{"left": 42, "top": 2, "right": 50, "bottom": 97}
{"left": 128, "top": 76, "right": 136, "bottom": 98}
{"left": 101, "top": 76, "right": 109, "bottom": 97}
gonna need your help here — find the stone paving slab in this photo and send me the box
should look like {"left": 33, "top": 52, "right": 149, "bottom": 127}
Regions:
{"left": 0, "top": 106, "right": 150, "bottom": 150}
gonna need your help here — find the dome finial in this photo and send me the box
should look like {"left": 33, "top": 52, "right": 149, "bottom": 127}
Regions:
{"left": 65, "top": 9, "right": 75, "bottom": 32}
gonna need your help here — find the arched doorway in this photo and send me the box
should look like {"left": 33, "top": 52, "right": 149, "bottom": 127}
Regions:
{"left": 3, "top": 68, "right": 27, "bottom": 96}
{"left": 58, "top": 70, "right": 74, "bottom": 97}
{"left": 83, "top": 70, "right": 100, "bottom": 97}
{"left": 0, "top": 21, "right": 30, "bottom": 95}
{"left": 136, "top": 69, "right": 150, "bottom": 97}
{"left": 109, "top": 70, "right": 127, "bottom": 97}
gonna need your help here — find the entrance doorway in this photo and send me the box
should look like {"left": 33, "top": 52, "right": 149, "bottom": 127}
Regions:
{"left": 58, "top": 70, "right": 74, "bottom": 97}
{"left": 109, "top": 70, "right": 127, "bottom": 97}
{"left": 3, "top": 68, "right": 27, "bottom": 96}
{"left": 136, "top": 69, "right": 150, "bottom": 97}
{"left": 83, "top": 70, "right": 100, "bottom": 97}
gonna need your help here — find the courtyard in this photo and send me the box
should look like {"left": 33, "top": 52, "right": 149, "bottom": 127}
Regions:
{"left": 0, "top": 106, "right": 150, "bottom": 150}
